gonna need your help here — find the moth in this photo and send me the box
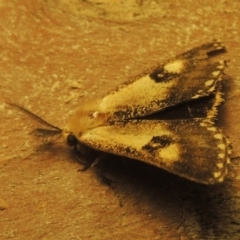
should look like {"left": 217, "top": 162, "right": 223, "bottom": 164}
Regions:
{"left": 9, "top": 40, "right": 231, "bottom": 184}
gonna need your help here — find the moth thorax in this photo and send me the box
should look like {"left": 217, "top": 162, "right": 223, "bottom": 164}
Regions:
{"left": 67, "top": 103, "right": 107, "bottom": 138}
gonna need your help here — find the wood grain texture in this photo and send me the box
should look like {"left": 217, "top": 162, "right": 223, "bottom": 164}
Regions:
{"left": 1, "top": 1, "right": 240, "bottom": 239}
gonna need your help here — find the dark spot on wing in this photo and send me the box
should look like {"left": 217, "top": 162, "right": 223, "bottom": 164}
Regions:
{"left": 149, "top": 67, "right": 179, "bottom": 83}
{"left": 142, "top": 135, "right": 174, "bottom": 151}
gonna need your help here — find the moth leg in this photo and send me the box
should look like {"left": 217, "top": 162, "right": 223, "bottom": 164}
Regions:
{"left": 90, "top": 152, "right": 109, "bottom": 167}
{"left": 75, "top": 144, "right": 108, "bottom": 171}
{"left": 67, "top": 133, "right": 99, "bottom": 170}
{"left": 74, "top": 149, "right": 96, "bottom": 171}
{"left": 96, "top": 171, "right": 123, "bottom": 207}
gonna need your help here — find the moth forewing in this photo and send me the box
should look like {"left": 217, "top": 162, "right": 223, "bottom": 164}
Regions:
{"left": 98, "top": 41, "right": 227, "bottom": 121}
{"left": 79, "top": 119, "right": 230, "bottom": 184}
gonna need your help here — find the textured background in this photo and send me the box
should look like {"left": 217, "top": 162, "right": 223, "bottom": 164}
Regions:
{"left": 1, "top": 1, "right": 240, "bottom": 239}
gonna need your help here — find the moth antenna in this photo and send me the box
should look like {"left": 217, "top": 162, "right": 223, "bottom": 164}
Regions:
{"left": 7, "top": 102, "right": 61, "bottom": 131}
{"left": 7, "top": 102, "right": 62, "bottom": 141}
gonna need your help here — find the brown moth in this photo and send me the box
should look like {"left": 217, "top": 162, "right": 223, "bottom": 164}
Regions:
{"left": 9, "top": 40, "right": 231, "bottom": 184}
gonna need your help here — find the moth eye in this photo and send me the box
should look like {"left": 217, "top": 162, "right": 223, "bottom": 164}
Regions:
{"left": 67, "top": 133, "right": 78, "bottom": 147}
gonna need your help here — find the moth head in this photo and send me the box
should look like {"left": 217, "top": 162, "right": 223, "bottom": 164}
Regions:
{"left": 66, "top": 133, "right": 79, "bottom": 147}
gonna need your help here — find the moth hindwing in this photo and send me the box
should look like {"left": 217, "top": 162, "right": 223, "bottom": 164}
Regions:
{"left": 9, "top": 40, "right": 231, "bottom": 185}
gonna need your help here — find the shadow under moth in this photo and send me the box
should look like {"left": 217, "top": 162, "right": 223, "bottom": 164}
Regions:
{"left": 9, "top": 40, "right": 231, "bottom": 184}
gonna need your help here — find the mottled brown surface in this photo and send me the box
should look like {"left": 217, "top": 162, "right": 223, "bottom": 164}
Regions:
{"left": 1, "top": 1, "right": 240, "bottom": 239}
